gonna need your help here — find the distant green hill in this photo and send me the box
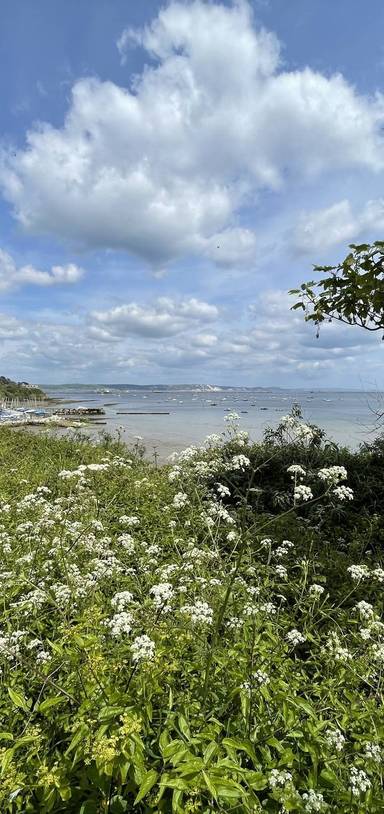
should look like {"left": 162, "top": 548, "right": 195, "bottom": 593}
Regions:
{"left": 0, "top": 377, "right": 46, "bottom": 401}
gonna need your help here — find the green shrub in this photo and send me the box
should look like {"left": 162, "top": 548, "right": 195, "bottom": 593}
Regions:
{"left": 0, "top": 421, "right": 383, "bottom": 812}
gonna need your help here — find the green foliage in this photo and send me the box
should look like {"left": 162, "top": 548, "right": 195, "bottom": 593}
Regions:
{"left": 0, "top": 376, "right": 46, "bottom": 402}
{"left": 290, "top": 241, "right": 384, "bottom": 335}
{"left": 0, "top": 421, "right": 383, "bottom": 812}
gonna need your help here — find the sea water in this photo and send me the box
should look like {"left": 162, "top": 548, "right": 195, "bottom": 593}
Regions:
{"left": 42, "top": 385, "right": 384, "bottom": 460}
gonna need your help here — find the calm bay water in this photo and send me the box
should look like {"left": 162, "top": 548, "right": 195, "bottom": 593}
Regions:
{"left": 42, "top": 385, "right": 384, "bottom": 460}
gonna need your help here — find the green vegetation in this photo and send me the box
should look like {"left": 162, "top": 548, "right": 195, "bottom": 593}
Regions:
{"left": 0, "top": 377, "right": 46, "bottom": 402}
{"left": 0, "top": 412, "right": 383, "bottom": 813}
{"left": 290, "top": 241, "right": 384, "bottom": 336}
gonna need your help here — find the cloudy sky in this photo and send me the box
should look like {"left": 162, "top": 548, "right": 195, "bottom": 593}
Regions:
{"left": 0, "top": 0, "right": 383, "bottom": 386}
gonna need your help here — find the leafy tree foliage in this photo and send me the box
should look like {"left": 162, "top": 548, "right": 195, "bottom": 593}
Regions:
{"left": 0, "top": 376, "right": 46, "bottom": 401}
{"left": 290, "top": 241, "right": 384, "bottom": 336}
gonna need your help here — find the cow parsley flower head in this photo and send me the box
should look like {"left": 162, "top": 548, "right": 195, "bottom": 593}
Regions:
{"left": 269, "top": 769, "right": 292, "bottom": 789}
{"left": 117, "top": 533, "right": 135, "bottom": 553}
{"left": 295, "top": 422, "right": 315, "bottom": 442}
{"left": 181, "top": 600, "right": 213, "bottom": 625}
{"left": 286, "top": 629, "right": 306, "bottom": 646}
{"left": 119, "top": 515, "right": 140, "bottom": 527}
{"left": 172, "top": 492, "right": 188, "bottom": 509}
{"left": 274, "top": 539, "right": 294, "bottom": 558}
{"left": 325, "top": 728, "right": 345, "bottom": 752}
{"left": 309, "top": 584, "right": 325, "bottom": 598}
{"left": 323, "top": 632, "right": 351, "bottom": 662}
{"left": 131, "top": 635, "right": 155, "bottom": 662}
{"left": 355, "top": 600, "right": 374, "bottom": 621}
{"left": 302, "top": 790, "right": 326, "bottom": 812}
{"left": 333, "top": 485, "right": 354, "bottom": 501}
{"left": 204, "top": 433, "right": 222, "bottom": 446}
{"left": 287, "top": 464, "right": 306, "bottom": 479}
{"left": 317, "top": 465, "right": 347, "bottom": 484}
{"left": 150, "top": 582, "right": 174, "bottom": 611}
{"left": 107, "top": 612, "right": 133, "bottom": 637}
{"left": 111, "top": 591, "right": 134, "bottom": 612}
{"left": 216, "top": 483, "right": 231, "bottom": 498}
{"left": 372, "top": 642, "right": 384, "bottom": 663}
{"left": 294, "top": 485, "right": 313, "bottom": 502}
{"left": 348, "top": 767, "right": 371, "bottom": 797}
{"left": 364, "top": 742, "right": 382, "bottom": 763}
{"left": 224, "top": 412, "right": 240, "bottom": 422}
{"left": 347, "top": 564, "right": 370, "bottom": 582}
{"left": 253, "top": 669, "right": 270, "bottom": 686}
{"left": 168, "top": 466, "right": 181, "bottom": 482}
{"left": 230, "top": 454, "right": 251, "bottom": 471}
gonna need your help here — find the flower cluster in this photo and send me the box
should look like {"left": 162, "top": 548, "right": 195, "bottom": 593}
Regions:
{"left": 294, "top": 485, "right": 313, "bottom": 502}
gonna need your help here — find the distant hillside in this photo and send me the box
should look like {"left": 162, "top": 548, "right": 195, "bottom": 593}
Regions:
{"left": 0, "top": 377, "right": 46, "bottom": 401}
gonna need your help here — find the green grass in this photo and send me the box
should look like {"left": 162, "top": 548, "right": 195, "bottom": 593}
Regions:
{"left": 0, "top": 417, "right": 383, "bottom": 813}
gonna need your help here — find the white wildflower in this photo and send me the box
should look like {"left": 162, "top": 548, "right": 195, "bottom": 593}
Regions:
{"left": 348, "top": 767, "right": 371, "bottom": 797}
{"left": 224, "top": 412, "right": 240, "bottom": 422}
{"left": 286, "top": 629, "right": 306, "bottom": 646}
{"left": 117, "top": 533, "right": 135, "bottom": 553}
{"left": 181, "top": 601, "right": 213, "bottom": 625}
{"left": 317, "top": 466, "right": 347, "bottom": 484}
{"left": 230, "top": 454, "right": 250, "bottom": 471}
{"left": 302, "top": 790, "right": 326, "bottom": 812}
{"left": 294, "top": 485, "right": 313, "bottom": 502}
{"left": 364, "top": 742, "right": 382, "bottom": 763}
{"left": 259, "top": 602, "right": 277, "bottom": 616}
{"left": 347, "top": 564, "right": 370, "bottom": 582}
{"left": 216, "top": 483, "right": 231, "bottom": 498}
{"left": 172, "top": 492, "right": 188, "bottom": 509}
{"left": 371, "top": 643, "right": 384, "bottom": 664}
{"left": 131, "top": 634, "right": 155, "bottom": 662}
{"left": 36, "top": 649, "right": 51, "bottom": 664}
{"left": 111, "top": 591, "right": 134, "bottom": 611}
{"left": 150, "top": 582, "right": 174, "bottom": 611}
{"left": 119, "top": 515, "right": 140, "bottom": 527}
{"left": 269, "top": 769, "right": 292, "bottom": 789}
{"left": 355, "top": 601, "right": 374, "bottom": 621}
{"left": 309, "top": 584, "right": 325, "bottom": 598}
{"left": 325, "top": 728, "right": 345, "bottom": 752}
{"left": 323, "top": 632, "right": 351, "bottom": 662}
{"left": 168, "top": 466, "right": 181, "bottom": 482}
{"left": 204, "top": 433, "right": 222, "bottom": 446}
{"left": 106, "top": 611, "right": 133, "bottom": 637}
{"left": 287, "top": 464, "right": 306, "bottom": 479}
{"left": 333, "top": 485, "right": 354, "bottom": 501}
{"left": 253, "top": 669, "right": 270, "bottom": 686}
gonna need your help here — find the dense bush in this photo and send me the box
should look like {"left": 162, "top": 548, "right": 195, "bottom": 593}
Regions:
{"left": 0, "top": 419, "right": 383, "bottom": 813}
{"left": 200, "top": 406, "right": 384, "bottom": 548}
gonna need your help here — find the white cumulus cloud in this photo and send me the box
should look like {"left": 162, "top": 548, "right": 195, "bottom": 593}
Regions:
{"left": 89, "top": 297, "right": 219, "bottom": 339}
{"left": 294, "top": 198, "right": 384, "bottom": 253}
{"left": 0, "top": 249, "right": 83, "bottom": 291}
{"left": 1, "top": 1, "right": 384, "bottom": 269}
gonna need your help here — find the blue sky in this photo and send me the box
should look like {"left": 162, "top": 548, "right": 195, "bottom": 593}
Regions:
{"left": 0, "top": 0, "right": 383, "bottom": 386}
